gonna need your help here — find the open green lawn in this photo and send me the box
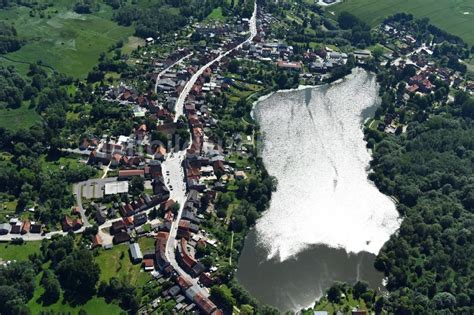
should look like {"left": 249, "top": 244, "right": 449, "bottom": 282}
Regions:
{"left": 122, "top": 36, "right": 146, "bottom": 55}
{"left": 0, "top": 241, "right": 41, "bottom": 261}
{"left": 137, "top": 236, "right": 155, "bottom": 252}
{"left": 95, "top": 243, "right": 151, "bottom": 287}
{"left": 0, "top": 1, "right": 133, "bottom": 78}
{"left": 0, "top": 56, "right": 54, "bottom": 77}
{"left": 465, "top": 58, "right": 474, "bottom": 79}
{"left": 0, "top": 198, "right": 18, "bottom": 220}
{"left": 331, "top": 0, "right": 474, "bottom": 45}
{"left": 0, "top": 101, "right": 41, "bottom": 131}
{"left": 228, "top": 153, "right": 252, "bottom": 169}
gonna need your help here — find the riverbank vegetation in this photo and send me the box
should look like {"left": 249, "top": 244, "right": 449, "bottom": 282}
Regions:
{"left": 301, "top": 281, "right": 383, "bottom": 314}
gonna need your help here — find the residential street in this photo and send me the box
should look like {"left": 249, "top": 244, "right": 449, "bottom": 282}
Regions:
{"left": 0, "top": 177, "right": 121, "bottom": 241}
{"left": 173, "top": 2, "right": 258, "bottom": 121}
{"left": 0, "top": 1, "right": 258, "bottom": 294}
{"left": 162, "top": 1, "right": 258, "bottom": 298}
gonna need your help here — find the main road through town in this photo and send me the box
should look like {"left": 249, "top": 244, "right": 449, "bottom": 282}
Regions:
{"left": 162, "top": 2, "right": 258, "bottom": 297}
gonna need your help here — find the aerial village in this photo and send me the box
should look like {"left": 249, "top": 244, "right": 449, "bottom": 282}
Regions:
{"left": 0, "top": 2, "right": 472, "bottom": 314}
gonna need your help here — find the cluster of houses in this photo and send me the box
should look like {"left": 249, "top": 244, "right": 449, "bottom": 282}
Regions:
{"left": 102, "top": 186, "right": 222, "bottom": 315}
{"left": 94, "top": 14, "right": 271, "bottom": 315}
{"left": 85, "top": 132, "right": 154, "bottom": 168}
{"left": 81, "top": 133, "right": 223, "bottom": 314}
{"left": 0, "top": 218, "right": 43, "bottom": 236}
{"left": 146, "top": 196, "right": 222, "bottom": 314}
{"left": 237, "top": 10, "right": 354, "bottom": 82}
{"left": 365, "top": 18, "right": 474, "bottom": 134}
{"left": 380, "top": 20, "right": 466, "bottom": 92}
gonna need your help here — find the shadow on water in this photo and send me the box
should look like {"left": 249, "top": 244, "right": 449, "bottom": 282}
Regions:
{"left": 236, "top": 230, "right": 385, "bottom": 312}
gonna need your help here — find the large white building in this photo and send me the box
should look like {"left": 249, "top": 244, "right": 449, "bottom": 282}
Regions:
{"left": 104, "top": 181, "right": 129, "bottom": 195}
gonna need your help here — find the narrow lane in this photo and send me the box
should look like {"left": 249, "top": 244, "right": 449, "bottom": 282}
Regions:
{"left": 154, "top": 52, "right": 193, "bottom": 94}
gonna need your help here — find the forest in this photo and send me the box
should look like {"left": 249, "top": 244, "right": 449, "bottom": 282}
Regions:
{"left": 366, "top": 93, "right": 474, "bottom": 313}
{"left": 362, "top": 15, "right": 474, "bottom": 310}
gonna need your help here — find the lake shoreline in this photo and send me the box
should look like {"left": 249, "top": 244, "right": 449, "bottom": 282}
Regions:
{"left": 237, "top": 68, "right": 400, "bottom": 311}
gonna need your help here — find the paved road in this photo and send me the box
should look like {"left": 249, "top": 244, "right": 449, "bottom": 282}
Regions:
{"left": 101, "top": 162, "right": 112, "bottom": 179}
{"left": 74, "top": 177, "right": 118, "bottom": 229}
{"left": 173, "top": 3, "right": 258, "bottom": 121}
{"left": 0, "top": 230, "right": 67, "bottom": 242}
{"left": 154, "top": 53, "right": 193, "bottom": 94}
{"left": 163, "top": 2, "right": 258, "bottom": 297}
{"left": 0, "top": 4, "right": 258, "bottom": 265}
{"left": 161, "top": 152, "right": 208, "bottom": 293}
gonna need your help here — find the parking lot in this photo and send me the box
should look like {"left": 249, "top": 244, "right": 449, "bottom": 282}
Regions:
{"left": 81, "top": 178, "right": 118, "bottom": 200}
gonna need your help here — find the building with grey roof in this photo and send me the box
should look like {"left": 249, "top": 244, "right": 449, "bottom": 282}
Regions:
{"left": 129, "top": 242, "right": 143, "bottom": 263}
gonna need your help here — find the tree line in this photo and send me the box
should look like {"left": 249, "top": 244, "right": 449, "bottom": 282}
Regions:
{"left": 0, "top": 22, "right": 23, "bottom": 54}
{"left": 111, "top": 0, "right": 223, "bottom": 39}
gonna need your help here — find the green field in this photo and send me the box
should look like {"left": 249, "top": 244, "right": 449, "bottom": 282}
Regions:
{"left": 0, "top": 241, "right": 41, "bottom": 261}
{"left": 331, "top": 0, "right": 474, "bottom": 45}
{"left": 0, "top": 1, "right": 133, "bottom": 78}
{"left": 95, "top": 243, "right": 151, "bottom": 287}
{"left": 205, "top": 7, "right": 225, "bottom": 22}
{"left": 0, "top": 101, "right": 41, "bottom": 131}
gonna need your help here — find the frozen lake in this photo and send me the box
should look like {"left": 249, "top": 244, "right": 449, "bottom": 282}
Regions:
{"left": 236, "top": 69, "right": 400, "bottom": 311}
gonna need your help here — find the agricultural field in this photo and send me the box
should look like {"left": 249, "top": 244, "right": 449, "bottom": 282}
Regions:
{"left": 331, "top": 0, "right": 474, "bottom": 45}
{"left": 0, "top": 1, "right": 133, "bottom": 78}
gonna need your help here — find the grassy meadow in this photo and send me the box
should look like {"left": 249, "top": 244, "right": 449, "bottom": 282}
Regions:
{"left": 95, "top": 243, "right": 152, "bottom": 287}
{"left": 0, "top": 0, "right": 133, "bottom": 78}
{"left": 331, "top": 0, "right": 474, "bottom": 45}
{"left": 205, "top": 7, "right": 225, "bottom": 22}
{"left": 0, "top": 101, "right": 41, "bottom": 131}
{"left": 0, "top": 241, "right": 41, "bottom": 262}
